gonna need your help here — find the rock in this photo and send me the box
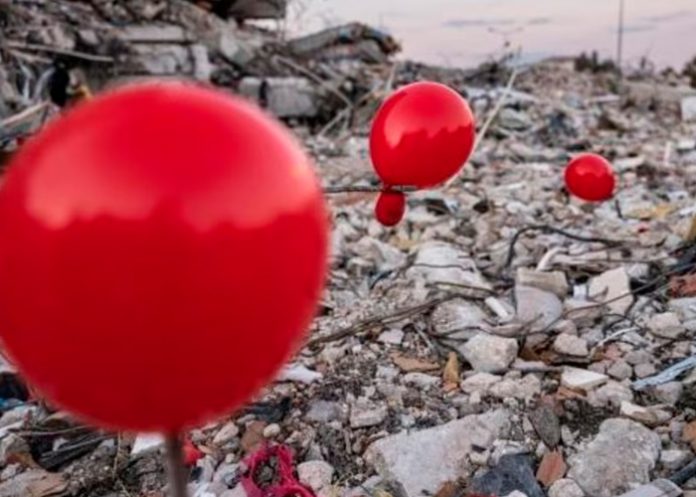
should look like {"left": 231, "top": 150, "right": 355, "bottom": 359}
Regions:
{"left": 195, "top": 482, "right": 227, "bottom": 497}
{"left": 552, "top": 320, "right": 577, "bottom": 336}
{"left": 403, "top": 373, "right": 440, "bottom": 388}
{"left": 213, "top": 421, "right": 240, "bottom": 446}
{"left": 461, "top": 373, "right": 501, "bottom": 394}
{"left": 536, "top": 450, "right": 567, "bottom": 488}
{"left": 634, "top": 363, "right": 657, "bottom": 379}
{"left": 499, "top": 108, "right": 533, "bottom": 131}
{"left": 552, "top": 334, "right": 589, "bottom": 357}
{"left": 607, "top": 360, "right": 632, "bottom": 381}
{"left": 431, "top": 299, "right": 488, "bottom": 338}
{"left": 620, "top": 401, "right": 671, "bottom": 427}
{"left": 407, "top": 242, "right": 490, "bottom": 289}
{"left": 568, "top": 419, "right": 661, "bottom": 497}
{"left": 682, "top": 96, "right": 696, "bottom": 122}
{"left": 660, "top": 449, "right": 692, "bottom": 470}
{"left": 365, "top": 410, "right": 510, "bottom": 497}
{"left": 350, "top": 399, "right": 387, "bottom": 429}
{"left": 213, "top": 463, "right": 239, "bottom": 486}
{"left": 529, "top": 406, "right": 561, "bottom": 448}
{"left": 588, "top": 268, "right": 633, "bottom": 315}
{"left": 0, "top": 434, "right": 30, "bottom": 466}
{"left": 561, "top": 367, "right": 608, "bottom": 391}
{"left": 490, "top": 375, "right": 541, "bottom": 400}
{"left": 191, "top": 44, "right": 213, "bottom": 81}
{"left": 548, "top": 479, "right": 585, "bottom": 497}
{"left": 515, "top": 269, "right": 568, "bottom": 297}
{"left": 353, "top": 237, "right": 407, "bottom": 271}
{"left": 298, "top": 461, "right": 335, "bottom": 493}
{"left": 0, "top": 469, "right": 67, "bottom": 497}
{"left": 647, "top": 312, "right": 685, "bottom": 339}
{"left": 131, "top": 434, "right": 164, "bottom": 457}
{"left": 241, "top": 421, "right": 267, "bottom": 453}
{"left": 625, "top": 350, "right": 652, "bottom": 365}
{"left": 515, "top": 286, "right": 563, "bottom": 332}
{"left": 215, "top": 31, "right": 256, "bottom": 66}
{"left": 131, "top": 44, "right": 192, "bottom": 74}
{"left": 378, "top": 329, "right": 405, "bottom": 345}
{"left": 505, "top": 492, "right": 529, "bottom": 497}
{"left": 589, "top": 381, "right": 634, "bottom": 407}
{"left": 263, "top": 424, "right": 281, "bottom": 438}
{"left": 470, "top": 454, "right": 544, "bottom": 497}
{"left": 652, "top": 382, "right": 683, "bottom": 405}
{"left": 118, "top": 25, "right": 188, "bottom": 43}
{"left": 668, "top": 298, "right": 696, "bottom": 320}
{"left": 306, "top": 401, "right": 344, "bottom": 423}
{"left": 278, "top": 364, "right": 323, "bottom": 384}
{"left": 462, "top": 334, "right": 519, "bottom": 373}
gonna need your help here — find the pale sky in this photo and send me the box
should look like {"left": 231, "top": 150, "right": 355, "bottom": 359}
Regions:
{"left": 289, "top": 0, "right": 696, "bottom": 69}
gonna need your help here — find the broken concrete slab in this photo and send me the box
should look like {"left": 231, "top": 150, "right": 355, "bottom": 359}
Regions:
{"left": 568, "top": 419, "right": 661, "bottom": 497}
{"left": 461, "top": 334, "right": 519, "bottom": 373}
{"left": 238, "top": 77, "right": 321, "bottom": 118}
{"left": 561, "top": 367, "right": 608, "bottom": 391}
{"left": 588, "top": 268, "right": 633, "bottom": 315}
{"left": 365, "top": 410, "right": 511, "bottom": 497}
{"left": 516, "top": 268, "right": 569, "bottom": 298}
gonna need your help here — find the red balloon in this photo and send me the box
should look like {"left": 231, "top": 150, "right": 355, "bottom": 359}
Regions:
{"left": 0, "top": 82, "right": 329, "bottom": 432}
{"left": 375, "top": 191, "right": 406, "bottom": 227}
{"left": 370, "top": 81, "right": 476, "bottom": 188}
{"left": 564, "top": 153, "right": 616, "bottom": 202}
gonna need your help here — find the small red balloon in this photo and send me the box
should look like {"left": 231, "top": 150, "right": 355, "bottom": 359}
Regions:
{"left": 564, "top": 153, "right": 616, "bottom": 202}
{"left": 375, "top": 191, "right": 406, "bottom": 227}
{"left": 0, "top": 82, "right": 329, "bottom": 432}
{"left": 370, "top": 81, "right": 476, "bottom": 188}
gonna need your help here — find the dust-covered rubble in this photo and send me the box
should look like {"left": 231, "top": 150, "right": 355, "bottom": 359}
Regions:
{"left": 1, "top": 1, "right": 696, "bottom": 497}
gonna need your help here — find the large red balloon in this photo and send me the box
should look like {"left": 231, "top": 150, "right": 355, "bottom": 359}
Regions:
{"left": 370, "top": 81, "right": 476, "bottom": 188}
{"left": 0, "top": 82, "right": 329, "bottom": 432}
{"left": 564, "top": 153, "right": 616, "bottom": 202}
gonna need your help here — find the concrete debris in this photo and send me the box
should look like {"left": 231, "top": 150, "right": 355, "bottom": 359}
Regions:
{"left": 365, "top": 410, "right": 510, "bottom": 497}
{"left": 297, "top": 461, "right": 335, "bottom": 494}
{"left": 278, "top": 364, "right": 323, "bottom": 384}
{"left": 682, "top": 96, "right": 696, "bottom": 122}
{"left": 515, "top": 268, "right": 569, "bottom": 297}
{"left": 619, "top": 401, "right": 672, "bottom": 427}
{"left": 552, "top": 334, "right": 589, "bottom": 357}
{"left": 461, "top": 334, "right": 519, "bottom": 373}
{"left": 514, "top": 286, "right": 563, "bottom": 332}
{"left": 349, "top": 399, "right": 388, "bottom": 429}
{"left": 588, "top": 268, "right": 634, "bottom": 315}
{"left": 548, "top": 479, "right": 585, "bottom": 497}
{"left": 647, "top": 312, "right": 685, "bottom": 339}
{"left": 2, "top": 5, "right": 696, "bottom": 497}
{"left": 561, "top": 367, "right": 609, "bottom": 391}
{"left": 568, "top": 419, "right": 661, "bottom": 497}
{"left": 238, "top": 77, "right": 322, "bottom": 118}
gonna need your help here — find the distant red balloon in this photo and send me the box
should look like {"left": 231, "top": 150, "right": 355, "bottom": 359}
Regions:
{"left": 375, "top": 191, "right": 406, "bottom": 226}
{"left": 370, "top": 82, "right": 476, "bottom": 188}
{"left": 0, "top": 82, "right": 329, "bottom": 432}
{"left": 564, "top": 153, "right": 616, "bottom": 202}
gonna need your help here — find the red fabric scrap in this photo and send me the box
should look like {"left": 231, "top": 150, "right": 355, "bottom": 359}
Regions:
{"left": 242, "top": 444, "right": 316, "bottom": 497}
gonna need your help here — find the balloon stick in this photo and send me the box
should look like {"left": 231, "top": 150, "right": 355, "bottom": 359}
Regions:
{"left": 165, "top": 435, "right": 189, "bottom": 497}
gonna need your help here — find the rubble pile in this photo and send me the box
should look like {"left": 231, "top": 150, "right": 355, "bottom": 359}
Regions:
{"left": 2, "top": 2, "right": 696, "bottom": 497}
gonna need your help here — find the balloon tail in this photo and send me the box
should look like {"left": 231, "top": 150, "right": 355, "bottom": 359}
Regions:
{"left": 166, "top": 434, "right": 189, "bottom": 497}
